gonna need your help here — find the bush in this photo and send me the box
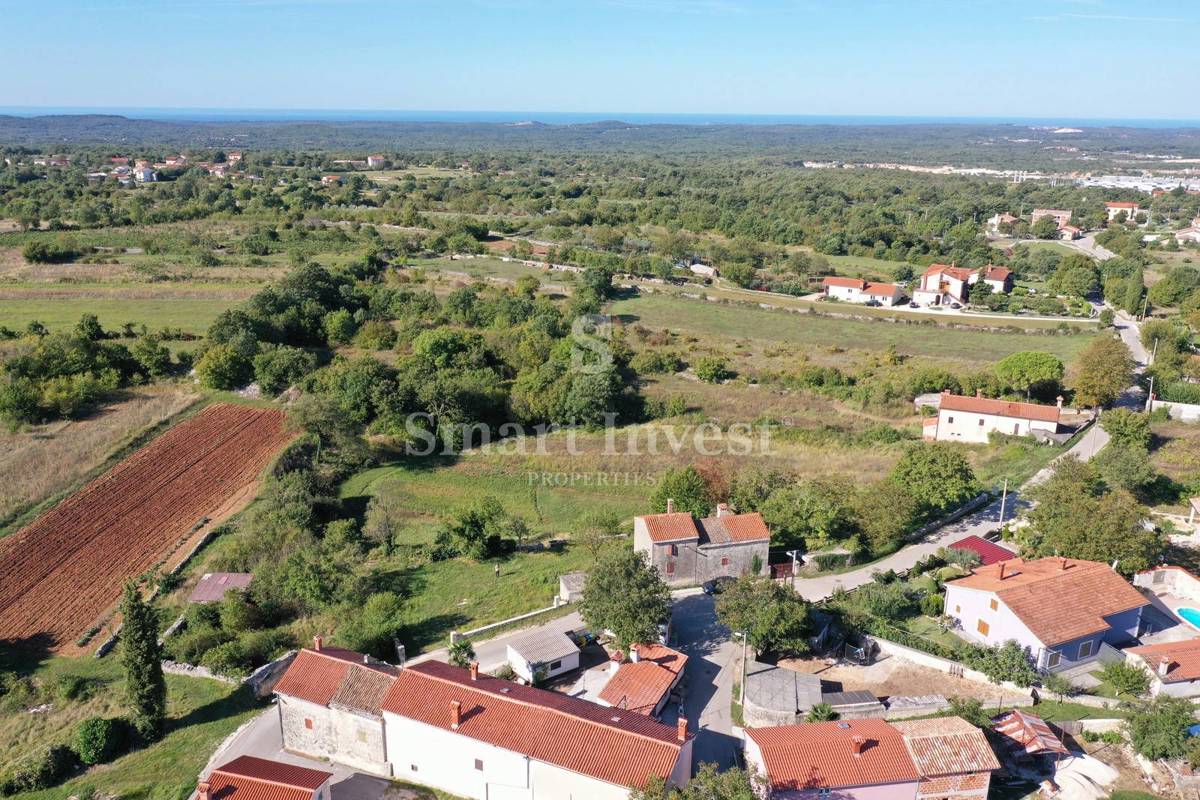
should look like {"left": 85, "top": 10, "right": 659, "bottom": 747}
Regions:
{"left": 75, "top": 717, "right": 126, "bottom": 765}
{"left": 967, "top": 640, "right": 1038, "bottom": 687}
{"left": 0, "top": 744, "right": 78, "bottom": 794}
{"left": 630, "top": 350, "right": 683, "bottom": 375}
{"left": 196, "top": 343, "right": 254, "bottom": 390}
{"left": 52, "top": 674, "right": 98, "bottom": 702}
{"left": 919, "top": 593, "right": 944, "bottom": 617}
{"left": 694, "top": 356, "right": 731, "bottom": 383}
{"left": 1098, "top": 660, "right": 1150, "bottom": 697}
{"left": 352, "top": 319, "right": 398, "bottom": 350}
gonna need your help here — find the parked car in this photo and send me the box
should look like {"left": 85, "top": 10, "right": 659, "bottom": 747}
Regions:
{"left": 908, "top": 302, "right": 920, "bottom": 308}
{"left": 950, "top": 302, "right": 962, "bottom": 309}
{"left": 703, "top": 576, "right": 737, "bottom": 595}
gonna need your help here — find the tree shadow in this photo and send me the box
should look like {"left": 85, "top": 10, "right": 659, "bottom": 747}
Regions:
{"left": 399, "top": 612, "right": 471, "bottom": 656}
{"left": 168, "top": 683, "right": 263, "bottom": 734}
{"left": 0, "top": 632, "right": 55, "bottom": 677}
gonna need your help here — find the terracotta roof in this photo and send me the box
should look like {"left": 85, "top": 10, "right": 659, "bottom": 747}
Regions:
{"left": 948, "top": 558, "right": 1150, "bottom": 646}
{"left": 189, "top": 572, "right": 253, "bottom": 603}
{"left": 923, "top": 264, "right": 974, "bottom": 282}
{"left": 274, "top": 647, "right": 398, "bottom": 713}
{"left": 991, "top": 710, "right": 1068, "bottom": 756}
{"left": 640, "top": 512, "right": 700, "bottom": 543}
{"left": 747, "top": 720, "right": 918, "bottom": 791}
{"left": 206, "top": 756, "right": 331, "bottom": 800}
{"left": 599, "top": 644, "right": 688, "bottom": 715}
{"left": 938, "top": 393, "right": 1061, "bottom": 424}
{"left": 1128, "top": 639, "right": 1200, "bottom": 684}
{"left": 892, "top": 718, "right": 1000, "bottom": 776}
{"left": 863, "top": 282, "right": 902, "bottom": 296}
{"left": 823, "top": 276, "right": 866, "bottom": 290}
{"left": 380, "top": 661, "right": 687, "bottom": 788}
{"left": 698, "top": 512, "right": 770, "bottom": 544}
{"left": 947, "top": 536, "right": 1017, "bottom": 567}
{"left": 1106, "top": 201, "right": 1139, "bottom": 209}
{"left": 982, "top": 266, "right": 1012, "bottom": 282}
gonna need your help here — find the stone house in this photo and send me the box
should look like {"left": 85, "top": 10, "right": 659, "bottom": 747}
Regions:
{"left": 273, "top": 637, "right": 399, "bottom": 775}
{"left": 633, "top": 501, "right": 770, "bottom": 587}
{"left": 923, "top": 391, "right": 1062, "bottom": 444}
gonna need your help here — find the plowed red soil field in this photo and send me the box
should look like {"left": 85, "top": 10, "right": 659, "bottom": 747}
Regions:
{"left": 0, "top": 403, "right": 289, "bottom": 652}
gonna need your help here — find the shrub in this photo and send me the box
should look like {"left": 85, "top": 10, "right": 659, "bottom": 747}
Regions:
{"left": 919, "top": 593, "right": 944, "bottom": 617}
{"left": 52, "top": 674, "right": 98, "bottom": 702}
{"left": 0, "top": 744, "right": 78, "bottom": 794}
{"left": 352, "top": 319, "right": 398, "bottom": 350}
{"left": 1098, "top": 660, "right": 1150, "bottom": 697}
{"left": 630, "top": 350, "right": 683, "bottom": 375}
{"left": 196, "top": 343, "right": 254, "bottom": 390}
{"left": 806, "top": 703, "right": 838, "bottom": 722}
{"left": 200, "top": 640, "right": 250, "bottom": 677}
{"left": 75, "top": 717, "right": 126, "bottom": 765}
{"left": 694, "top": 356, "right": 731, "bottom": 383}
{"left": 967, "top": 640, "right": 1038, "bottom": 687}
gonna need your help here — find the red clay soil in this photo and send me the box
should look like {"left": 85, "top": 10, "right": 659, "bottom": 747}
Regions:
{"left": 0, "top": 404, "right": 290, "bottom": 652}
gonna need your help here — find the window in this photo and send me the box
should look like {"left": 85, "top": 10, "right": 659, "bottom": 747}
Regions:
{"left": 818, "top": 790, "right": 832, "bottom": 799}
{"left": 356, "top": 729, "right": 368, "bottom": 743}
{"left": 948, "top": 416, "right": 954, "bottom": 424}
{"left": 1013, "top": 423, "right": 1020, "bottom": 434}
{"left": 721, "top": 556, "right": 730, "bottom": 567}
{"left": 550, "top": 660, "right": 562, "bottom": 670}
{"left": 669, "top": 544, "right": 678, "bottom": 556}
{"left": 410, "top": 765, "right": 419, "bottom": 773}
{"left": 1046, "top": 651, "right": 1061, "bottom": 669}
{"left": 976, "top": 619, "right": 990, "bottom": 636}
{"left": 978, "top": 418, "right": 985, "bottom": 426}
{"left": 304, "top": 718, "right": 313, "bottom": 730}
{"left": 989, "top": 599, "right": 998, "bottom": 611}
{"left": 665, "top": 561, "right": 675, "bottom": 575}
{"left": 1077, "top": 640, "right": 1094, "bottom": 659}
{"left": 474, "top": 759, "right": 484, "bottom": 771}
{"left": 954, "top": 605, "right": 961, "bottom": 614}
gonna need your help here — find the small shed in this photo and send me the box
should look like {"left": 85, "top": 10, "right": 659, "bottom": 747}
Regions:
{"left": 559, "top": 571, "right": 587, "bottom": 604}
{"left": 992, "top": 709, "right": 1069, "bottom": 761}
{"left": 189, "top": 572, "right": 253, "bottom": 604}
{"left": 947, "top": 536, "right": 1017, "bottom": 567}
{"left": 743, "top": 660, "right": 823, "bottom": 727}
{"left": 506, "top": 628, "right": 580, "bottom": 683}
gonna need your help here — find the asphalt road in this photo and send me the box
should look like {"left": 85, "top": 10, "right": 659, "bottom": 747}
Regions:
{"left": 666, "top": 593, "right": 740, "bottom": 770}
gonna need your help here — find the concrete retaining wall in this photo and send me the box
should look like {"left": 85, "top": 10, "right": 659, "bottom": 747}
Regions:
{"left": 868, "top": 636, "right": 1035, "bottom": 706}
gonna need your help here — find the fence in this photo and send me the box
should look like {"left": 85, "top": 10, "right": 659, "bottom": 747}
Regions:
{"left": 450, "top": 598, "right": 567, "bottom": 643}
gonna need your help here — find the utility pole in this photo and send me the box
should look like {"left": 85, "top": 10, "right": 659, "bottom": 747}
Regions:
{"left": 1146, "top": 375, "right": 1155, "bottom": 413}
{"left": 786, "top": 550, "right": 799, "bottom": 589}
{"left": 997, "top": 479, "right": 1009, "bottom": 528}
{"left": 1151, "top": 337, "right": 1159, "bottom": 366}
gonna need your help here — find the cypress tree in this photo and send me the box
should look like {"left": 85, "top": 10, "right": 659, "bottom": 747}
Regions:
{"left": 119, "top": 582, "right": 166, "bottom": 741}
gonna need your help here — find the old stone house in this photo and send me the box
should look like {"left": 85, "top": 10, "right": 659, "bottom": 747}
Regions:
{"left": 633, "top": 501, "right": 770, "bottom": 587}
{"left": 274, "top": 637, "right": 399, "bottom": 775}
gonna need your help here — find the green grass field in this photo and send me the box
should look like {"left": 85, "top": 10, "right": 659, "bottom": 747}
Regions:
{"left": 0, "top": 296, "right": 238, "bottom": 335}
{"left": 1, "top": 654, "right": 260, "bottom": 800}
{"left": 611, "top": 293, "right": 1096, "bottom": 364}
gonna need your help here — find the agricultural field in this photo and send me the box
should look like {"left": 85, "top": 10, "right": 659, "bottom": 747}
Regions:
{"left": 611, "top": 291, "right": 1097, "bottom": 366}
{"left": 0, "top": 386, "right": 200, "bottom": 531}
{"left": 0, "top": 404, "right": 290, "bottom": 653}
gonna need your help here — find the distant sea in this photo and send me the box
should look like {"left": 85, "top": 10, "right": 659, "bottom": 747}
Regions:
{"left": 2, "top": 107, "right": 1199, "bottom": 129}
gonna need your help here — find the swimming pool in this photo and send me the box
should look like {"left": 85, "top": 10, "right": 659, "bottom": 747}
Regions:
{"left": 1178, "top": 607, "right": 1200, "bottom": 630}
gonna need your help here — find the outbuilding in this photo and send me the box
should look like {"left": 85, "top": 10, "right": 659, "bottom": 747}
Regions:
{"left": 505, "top": 627, "right": 580, "bottom": 683}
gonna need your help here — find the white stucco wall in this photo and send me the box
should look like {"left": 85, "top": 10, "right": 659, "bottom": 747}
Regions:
{"left": 506, "top": 646, "right": 581, "bottom": 683}
{"left": 825, "top": 284, "right": 864, "bottom": 303}
{"left": 382, "top": 711, "right": 670, "bottom": 800}
{"left": 944, "top": 585, "right": 1043, "bottom": 657}
{"left": 932, "top": 409, "right": 1057, "bottom": 444}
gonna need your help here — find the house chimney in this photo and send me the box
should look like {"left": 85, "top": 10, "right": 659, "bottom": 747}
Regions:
{"left": 1159, "top": 657, "right": 1173, "bottom": 677}
{"left": 450, "top": 700, "right": 462, "bottom": 730}
{"left": 610, "top": 650, "right": 625, "bottom": 676}
{"left": 976, "top": 388, "right": 983, "bottom": 398}
{"left": 998, "top": 562, "right": 1007, "bottom": 580}
{"left": 630, "top": 646, "right": 641, "bottom": 663}
{"left": 666, "top": 498, "right": 675, "bottom": 514}
{"left": 1060, "top": 557, "right": 1069, "bottom": 571}
{"left": 363, "top": 654, "right": 370, "bottom": 665}
{"left": 851, "top": 736, "right": 866, "bottom": 757}
{"left": 313, "top": 634, "right": 323, "bottom": 652}
{"left": 1056, "top": 395, "right": 1064, "bottom": 409}
{"left": 716, "top": 502, "right": 730, "bottom": 518}
{"left": 677, "top": 717, "right": 688, "bottom": 742}
{"left": 197, "top": 782, "right": 211, "bottom": 800}
{"left": 470, "top": 662, "right": 479, "bottom": 681}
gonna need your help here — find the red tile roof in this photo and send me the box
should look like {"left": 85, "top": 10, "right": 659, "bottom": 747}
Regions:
{"left": 938, "top": 393, "right": 1061, "bottom": 424}
{"left": 822, "top": 276, "right": 866, "bottom": 290}
{"left": 923, "top": 264, "right": 975, "bottom": 282}
{"left": 698, "top": 511, "right": 770, "bottom": 544}
{"left": 983, "top": 266, "right": 1012, "bottom": 282}
{"left": 599, "top": 644, "right": 688, "bottom": 715}
{"left": 1128, "top": 639, "right": 1200, "bottom": 684}
{"left": 274, "top": 648, "right": 398, "bottom": 713}
{"left": 747, "top": 720, "right": 919, "bottom": 791}
{"left": 991, "top": 710, "right": 1068, "bottom": 756}
{"left": 948, "top": 558, "right": 1150, "bottom": 646}
{"left": 864, "top": 282, "right": 902, "bottom": 296}
{"left": 891, "top": 717, "right": 1000, "bottom": 776}
{"left": 640, "top": 512, "right": 700, "bottom": 543}
{"left": 205, "top": 756, "right": 331, "bottom": 800}
{"left": 381, "top": 661, "right": 687, "bottom": 788}
{"left": 947, "top": 536, "right": 1017, "bottom": 567}
{"left": 1106, "top": 201, "right": 1139, "bottom": 209}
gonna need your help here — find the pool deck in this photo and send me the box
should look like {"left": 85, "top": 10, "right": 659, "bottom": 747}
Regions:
{"left": 1137, "top": 587, "right": 1200, "bottom": 646}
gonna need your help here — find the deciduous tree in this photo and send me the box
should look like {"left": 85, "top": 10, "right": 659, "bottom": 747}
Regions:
{"left": 581, "top": 550, "right": 670, "bottom": 650}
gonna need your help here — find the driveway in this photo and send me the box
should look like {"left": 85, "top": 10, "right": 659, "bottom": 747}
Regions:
{"left": 408, "top": 611, "right": 585, "bottom": 672}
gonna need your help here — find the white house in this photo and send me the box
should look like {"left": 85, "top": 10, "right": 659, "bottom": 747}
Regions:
{"left": 944, "top": 557, "right": 1150, "bottom": 672}
{"left": 273, "top": 639, "right": 399, "bottom": 775}
{"left": 986, "top": 212, "right": 1018, "bottom": 236}
{"left": 1126, "top": 639, "right": 1200, "bottom": 697}
{"left": 912, "top": 264, "right": 975, "bottom": 305}
{"left": 1031, "top": 208, "right": 1073, "bottom": 229}
{"left": 979, "top": 265, "right": 1014, "bottom": 294}
{"left": 821, "top": 276, "right": 905, "bottom": 306}
{"left": 367, "top": 154, "right": 386, "bottom": 168}
{"left": 1106, "top": 201, "right": 1141, "bottom": 222}
{"left": 1173, "top": 218, "right": 1200, "bottom": 245}
{"left": 380, "top": 660, "right": 693, "bottom": 800}
{"left": 1059, "top": 225, "right": 1083, "bottom": 241}
{"left": 923, "top": 392, "right": 1061, "bottom": 444}
{"left": 199, "top": 755, "right": 332, "bottom": 800}
{"left": 689, "top": 262, "right": 719, "bottom": 278}
{"left": 505, "top": 627, "right": 580, "bottom": 683}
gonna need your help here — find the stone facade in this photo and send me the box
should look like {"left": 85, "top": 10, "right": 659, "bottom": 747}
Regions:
{"left": 279, "top": 695, "right": 391, "bottom": 776}
{"left": 633, "top": 506, "right": 770, "bottom": 588}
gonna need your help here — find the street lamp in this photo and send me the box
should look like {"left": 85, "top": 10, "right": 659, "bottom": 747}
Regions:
{"left": 786, "top": 550, "right": 800, "bottom": 588}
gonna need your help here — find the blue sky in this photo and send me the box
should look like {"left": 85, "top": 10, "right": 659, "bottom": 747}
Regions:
{"left": 2, "top": 0, "right": 1197, "bottom": 119}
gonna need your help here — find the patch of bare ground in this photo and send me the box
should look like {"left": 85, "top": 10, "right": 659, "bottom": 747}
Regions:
{"left": 778, "top": 655, "right": 1014, "bottom": 701}
{"left": 1079, "top": 739, "right": 1176, "bottom": 798}
{"left": 0, "top": 386, "right": 199, "bottom": 525}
